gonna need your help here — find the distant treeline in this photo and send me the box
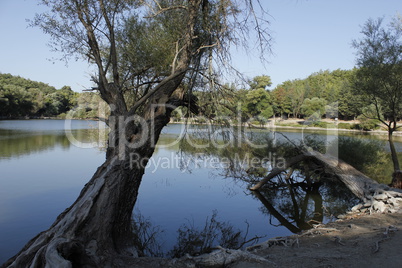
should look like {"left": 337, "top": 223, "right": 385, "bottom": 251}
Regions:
{"left": 178, "top": 69, "right": 376, "bottom": 129}
{"left": 271, "top": 69, "right": 366, "bottom": 121}
{"left": 192, "top": 69, "right": 365, "bottom": 121}
{"left": 0, "top": 70, "right": 375, "bottom": 129}
{"left": 0, "top": 73, "right": 104, "bottom": 119}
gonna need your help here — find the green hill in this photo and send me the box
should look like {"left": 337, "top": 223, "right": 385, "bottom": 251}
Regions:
{"left": 0, "top": 73, "right": 77, "bottom": 118}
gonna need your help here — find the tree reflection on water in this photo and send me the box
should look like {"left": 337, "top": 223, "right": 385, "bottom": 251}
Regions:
{"left": 252, "top": 177, "right": 358, "bottom": 234}
{"left": 0, "top": 128, "right": 104, "bottom": 159}
{"left": 132, "top": 129, "right": 360, "bottom": 257}
{"left": 132, "top": 209, "right": 265, "bottom": 258}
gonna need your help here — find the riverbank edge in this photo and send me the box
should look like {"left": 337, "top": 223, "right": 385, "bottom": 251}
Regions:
{"left": 169, "top": 120, "right": 402, "bottom": 137}
{"left": 2, "top": 117, "right": 401, "bottom": 137}
{"left": 110, "top": 210, "right": 402, "bottom": 268}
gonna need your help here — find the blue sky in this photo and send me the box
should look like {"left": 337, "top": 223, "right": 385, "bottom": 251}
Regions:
{"left": 0, "top": 0, "right": 400, "bottom": 91}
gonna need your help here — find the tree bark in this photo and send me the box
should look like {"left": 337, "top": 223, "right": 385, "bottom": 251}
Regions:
{"left": 305, "top": 151, "right": 378, "bottom": 200}
{"left": 388, "top": 129, "right": 400, "bottom": 172}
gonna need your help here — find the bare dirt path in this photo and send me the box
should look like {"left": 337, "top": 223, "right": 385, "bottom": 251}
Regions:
{"left": 232, "top": 212, "right": 402, "bottom": 268}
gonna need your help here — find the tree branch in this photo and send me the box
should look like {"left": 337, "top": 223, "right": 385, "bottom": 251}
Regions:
{"left": 128, "top": 68, "right": 187, "bottom": 115}
{"left": 250, "top": 154, "right": 308, "bottom": 191}
{"left": 145, "top": 5, "right": 188, "bottom": 18}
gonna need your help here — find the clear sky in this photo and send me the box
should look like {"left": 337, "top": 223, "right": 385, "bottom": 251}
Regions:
{"left": 0, "top": 0, "right": 400, "bottom": 91}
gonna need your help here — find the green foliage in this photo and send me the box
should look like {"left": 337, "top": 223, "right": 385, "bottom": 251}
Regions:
{"left": 271, "top": 86, "right": 293, "bottom": 117}
{"left": 273, "top": 69, "right": 355, "bottom": 119}
{"left": 0, "top": 73, "right": 109, "bottom": 119}
{"left": 272, "top": 79, "right": 306, "bottom": 118}
{"left": 337, "top": 122, "right": 355, "bottom": 129}
{"left": 193, "top": 75, "right": 275, "bottom": 124}
{"left": 0, "top": 73, "right": 78, "bottom": 118}
{"left": 195, "top": 85, "right": 237, "bottom": 120}
{"left": 325, "top": 102, "right": 338, "bottom": 119}
{"left": 170, "top": 108, "right": 183, "bottom": 122}
{"left": 301, "top": 97, "right": 327, "bottom": 119}
{"left": 353, "top": 104, "right": 381, "bottom": 130}
{"left": 354, "top": 116, "right": 380, "bottom": 131}
{"left": 337, "top": 69, "right": 368, "bottom": 120}
{"left": 67, "top": 92, "right": 107, "bottom": 119}
{"left": 119, "top": 14, "right": 180, "bottom": 77}
{"left": 311, "top": 121, "right": 330, "bottom": 128}
{"left": 249, "top": 75, "right": 272, "bottom": 90}
{"left": 352, "top": 16, "right": 402, "bottom": 125}
{"left": 352, "top": 15, "right": 402, "bottom": 171}
{"left": 0, "top": 84, "right": 34, "bottom": 117}
{"left": 242, "top": 76, "right": 274, "bottom": 123}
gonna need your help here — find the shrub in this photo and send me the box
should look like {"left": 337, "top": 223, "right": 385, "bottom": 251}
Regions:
{"left": 57, "top": 113, "right": 66, "bottom": 119}
{"left": 337, "top": 123, "right": 354, "bottom": 129}
{"left": 169, "top": 210, "right": 258, "bottom": 258}
{"left": 355, "top": 114, "right": 380, "bottom": 131}
{"left": 312, "top": 121, "right": 329, "bottom": 128}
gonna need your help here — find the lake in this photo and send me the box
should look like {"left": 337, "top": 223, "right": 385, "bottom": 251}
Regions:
{"left": 0, "top": 119, "right": 396, "bottom": 262}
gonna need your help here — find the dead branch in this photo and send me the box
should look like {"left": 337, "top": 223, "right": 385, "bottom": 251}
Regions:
{"left": 249, "top": 154, "right": 309, "bottom": 191}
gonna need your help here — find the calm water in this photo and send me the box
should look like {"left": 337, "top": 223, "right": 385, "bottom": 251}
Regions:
{"left": 0, "top": 120, "right": 395, "bottom": 262}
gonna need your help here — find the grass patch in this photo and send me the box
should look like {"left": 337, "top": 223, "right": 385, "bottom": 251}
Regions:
{"left": 337, "top": 122, "right": 356, "bottom": 130}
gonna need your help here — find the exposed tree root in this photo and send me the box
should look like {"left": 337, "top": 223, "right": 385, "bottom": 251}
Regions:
{"left": 170, "top": 246, "right": 277, "bottom": 267}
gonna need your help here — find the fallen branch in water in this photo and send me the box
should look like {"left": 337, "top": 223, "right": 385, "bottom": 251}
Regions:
{"left": 250, "top": 150, "right": 402, "bottom": 214}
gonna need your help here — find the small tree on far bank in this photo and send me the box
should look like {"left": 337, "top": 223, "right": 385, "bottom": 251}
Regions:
{"left": 239, "top": 75, "right": 274, "bottom": 124}
{"left": 352, "top": 16, "right": 402, "bottom": 180}
{"left": 300, "top": 97, "right": 326, "bottom": 121}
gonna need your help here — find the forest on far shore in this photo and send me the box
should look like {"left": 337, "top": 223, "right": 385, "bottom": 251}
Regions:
{"left": 0, "top": 70, "right": 381, "bottom": 130}
{"left": 0, "top": 73, "right": 102, "bottom": 119}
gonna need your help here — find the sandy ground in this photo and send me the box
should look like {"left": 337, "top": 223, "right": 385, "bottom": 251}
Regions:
{"left": 230, "top": 212, "right": 402, "bottom": 268}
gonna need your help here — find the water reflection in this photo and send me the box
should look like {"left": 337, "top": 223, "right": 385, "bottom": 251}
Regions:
{"left": 127, "top": 129, "right": 364, "bottom": 257}
{"left": 0, "top": 128, "right": 105, "bottom": 159}
{"left": 252, "top": 178, "right": 358, "bottom": 234}
{"left": 132, "top": 209, "right": 264, "bottom": 258}
{"left": 0, "top": 121, "right": 385, "bottom": 261}
{"left": 132, "top": 175, "right": 358, "bottom": 258}
{"left": 175, "top": 129, "right": 360, "bottom": 235}
{"left": 0, "top": 120, "right": 107, "bottom": 159}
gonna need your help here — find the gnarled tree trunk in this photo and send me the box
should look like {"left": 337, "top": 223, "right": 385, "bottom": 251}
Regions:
{"left": 2, "top": 104, "right": 175, "bottom": 267}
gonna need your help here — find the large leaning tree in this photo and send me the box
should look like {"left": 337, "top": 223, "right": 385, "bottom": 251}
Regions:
{"left": 352, "top": 16, "right": 402, "bottom": 181}
{"left": 2, "top": 0, "right": 270, "bottom": 267}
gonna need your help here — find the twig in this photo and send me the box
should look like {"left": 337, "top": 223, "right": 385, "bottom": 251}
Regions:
{"left": 372, "top": 225, "right": 397, "bottom": 253}
{"left": 333, "top": 236, "right": 345, "bottom": 246}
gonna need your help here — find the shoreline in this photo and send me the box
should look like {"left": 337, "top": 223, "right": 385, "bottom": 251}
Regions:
{"left": 169, "top": 120, "right": 402, "bottom": 137}
{"left": 2, "top": 117, "right": 402, "bottom": 137}
{"left": 105, "top": 211, "right": 402, "bottom": 267}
